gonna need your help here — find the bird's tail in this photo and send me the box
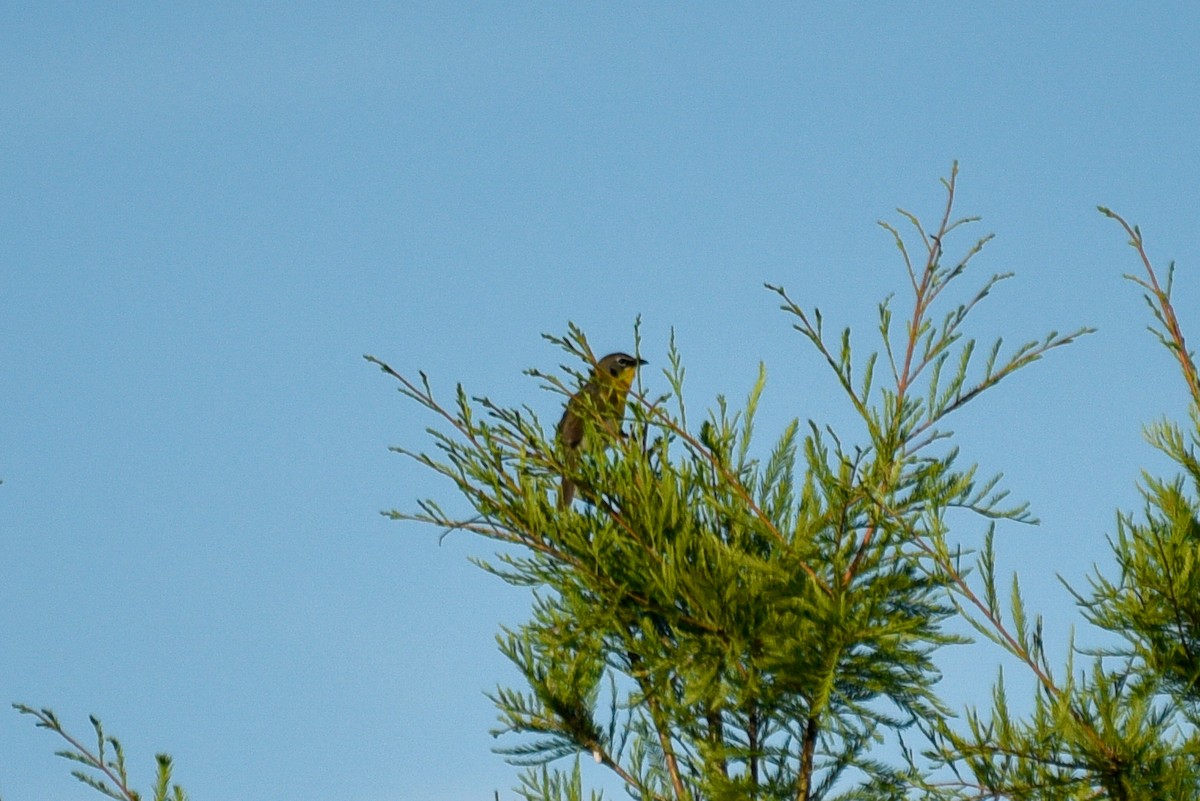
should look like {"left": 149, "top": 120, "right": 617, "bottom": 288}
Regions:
{"left": 558, "top": 476, "right": 575, "bottom": 510}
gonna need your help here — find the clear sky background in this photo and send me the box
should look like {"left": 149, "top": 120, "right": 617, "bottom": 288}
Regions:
{"left": 2, "top": 4, "right": 1199, "bottom": 800}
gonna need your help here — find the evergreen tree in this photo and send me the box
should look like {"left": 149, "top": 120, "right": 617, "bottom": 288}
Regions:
{"left": 17, "top": 170, "right": 1200, "bottom": 801}
{"left": 920, "top": 211, "right": 1200, "bottom": 800}
{"left": 367, "top": 165, "right": 1112, "bottom": 800}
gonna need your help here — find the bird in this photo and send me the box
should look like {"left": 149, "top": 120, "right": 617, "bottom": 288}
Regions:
{"left": 556, "top": 352, "right": 648, "bottom": 509}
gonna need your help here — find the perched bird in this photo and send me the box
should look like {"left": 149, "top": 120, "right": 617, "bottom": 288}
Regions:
{"left": 557, "top": 352, "right": 648, "bottom": 509}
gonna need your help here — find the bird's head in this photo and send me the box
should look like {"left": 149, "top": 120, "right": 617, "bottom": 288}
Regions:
{"left": 594, "top": 352, "right": 648, "bottom": 389}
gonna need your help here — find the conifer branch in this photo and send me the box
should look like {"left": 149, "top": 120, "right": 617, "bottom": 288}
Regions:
{"left": 13, "top": 705, "right": 187, "bottom": 801}
{"left": 1100, "top": 207, "right": 1200, "bottom": 407}
{"left": 372, "top": 167, "right": 1109, "bottom": 801}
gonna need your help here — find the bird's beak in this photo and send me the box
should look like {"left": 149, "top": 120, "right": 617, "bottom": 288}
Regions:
{"left": 637, "top": 358, "right": 648, "bottom": 366}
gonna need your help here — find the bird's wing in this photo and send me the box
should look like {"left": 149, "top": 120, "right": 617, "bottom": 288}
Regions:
{"left": 558, "top": 402, "right": 585, "bottom": 448}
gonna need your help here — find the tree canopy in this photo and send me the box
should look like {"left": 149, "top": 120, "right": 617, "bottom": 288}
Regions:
{"left": 362, "top": 168, "right": 1200, "bottom": 800}
{"left": 14, "top": 168, "right": 1200, "bottom": 801}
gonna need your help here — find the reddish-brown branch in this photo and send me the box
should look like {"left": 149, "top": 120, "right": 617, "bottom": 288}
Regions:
{"left": 1104, "top": 210, "right": 1200, "bottom": 406}
{"left": 794, "top": 711, "right": 821, "bottom": 801}
{"left": 22, "top": 709, "right": 138, "bottom": 801}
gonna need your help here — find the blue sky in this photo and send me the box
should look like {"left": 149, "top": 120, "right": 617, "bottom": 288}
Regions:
{"left": 2, "top": 4, "right": 1199, "bottom": 799}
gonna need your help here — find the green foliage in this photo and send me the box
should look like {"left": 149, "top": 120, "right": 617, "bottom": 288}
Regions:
{"left": 12, "top": 705, "right": 188, "bottom": 801}
{"left": 372, "top": 165, "right": 1105, "bottom": 800}
{"left": 919, "top": 211, "right": 1200, "bottom": 799}
{"left": 20, "top": 170, "right": 1200, "bottom": 801}
{"left": 1077, "top": 212, "right": 1200, "bottom": 705}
